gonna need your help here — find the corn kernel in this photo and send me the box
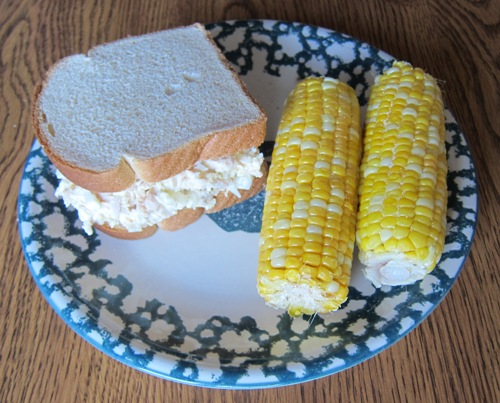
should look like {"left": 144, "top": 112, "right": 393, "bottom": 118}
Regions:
{"left": 393, "top": 226, "right": 410, "bottom": 239}
{"left": 304, "top": 242, "right": 322, "bottom": 254}
{"left": 308, "top": 215, "right": 326, "bottom": 227}
{"left": 290, "top": 227, "right": 307, "bottom": 239}
{"left": 268, "top": 269, "right": 286, "bottom": 280}
{"left": 285, "top": 268, "right": 300, "bottom": 282}
{"left": 363, "top": 234, "right": 382, "bottom": 250}
{"left": 397, "top": 237, "right": 415, "bottom": 252}
{"left": 383, "top": 237, "right": 399, "bottom": 251}
{"left": 303, "top": 253, "right": 321, "bottom": 267}
{"left": 300, "top": 264, "right": 318, "bottom": 279}
{"left": 322, "top": 246, "right": 337, "bottom": 256}
{"left": 317, "top": 266, "right": 334, "bottom": 282}
{"left": 304, "top": 233, "right": 323, "bottom": 244}
{"left": 409, "top": 231, "right": 427, "bottom": 249}
{"left": 288, "top": 237, "right": 305, "bottom": 247}
{"left": 287, "top": 247, "right": 303, "bottom": 257}
{"left": 321, "top": 256, "right": 340, "bottom": 274}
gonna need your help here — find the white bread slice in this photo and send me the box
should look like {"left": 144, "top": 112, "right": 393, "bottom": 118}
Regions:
{"left": 32, "top": 23, "right": 266, "bottom": 193}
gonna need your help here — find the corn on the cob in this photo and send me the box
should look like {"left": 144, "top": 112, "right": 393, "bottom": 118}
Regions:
{"left": 257, "top": 77, "right": 362, "bottom": 316}
{"left": 356, "top": 61, "right": 447, "bottom": 287}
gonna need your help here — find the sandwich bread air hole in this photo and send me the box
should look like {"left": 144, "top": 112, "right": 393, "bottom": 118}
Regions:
{"left": 31, "top": 24, "right": 268, "bottom": 239}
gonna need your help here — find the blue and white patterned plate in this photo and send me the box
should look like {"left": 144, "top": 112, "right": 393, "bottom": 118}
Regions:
{"left": 18, "top": 20, "right": 478, "bottom": 389}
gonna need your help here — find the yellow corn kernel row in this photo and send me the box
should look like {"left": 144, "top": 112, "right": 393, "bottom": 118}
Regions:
{"left": 355, "top": 61, "right": 448, "bottom": 287}
{"left": 257, "top": 77, "right": 362, "bottom": 316}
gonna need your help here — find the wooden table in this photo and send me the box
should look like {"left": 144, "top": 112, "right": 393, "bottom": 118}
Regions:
{"left": 1, "top": 1, "right": 498, "bottom": 401}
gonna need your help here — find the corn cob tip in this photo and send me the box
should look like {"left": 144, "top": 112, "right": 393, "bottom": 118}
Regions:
{"left": 358, "top": 248, "right": 441, "bottom": 288}
{"left": 258, "top": 275, "right": 349, "bottom": 317}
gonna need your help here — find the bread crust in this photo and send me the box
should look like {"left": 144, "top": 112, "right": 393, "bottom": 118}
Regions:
{"left": 93, "top": 222, "right": 158, "bottom": 240}
{"left": 31, "top": 24, "right": 267, "bottom": 193}
{"left": 157, "top": 208, "right": 205, "bottom": 231}
{"left": 90, "top": 161, "right": 268, "bottom": 239}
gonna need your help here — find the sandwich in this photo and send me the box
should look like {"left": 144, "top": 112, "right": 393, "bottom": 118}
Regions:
{"left": 31, "top": 24, "right": 268, "bottom": 239}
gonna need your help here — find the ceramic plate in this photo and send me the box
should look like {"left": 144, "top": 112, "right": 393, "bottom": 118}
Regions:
{"left": 18, "top": 20, "right": 478, "bottom": 389}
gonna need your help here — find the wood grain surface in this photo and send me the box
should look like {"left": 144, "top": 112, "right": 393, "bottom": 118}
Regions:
{"left": 1, "top": 0, "right": 499, "bottom": 402}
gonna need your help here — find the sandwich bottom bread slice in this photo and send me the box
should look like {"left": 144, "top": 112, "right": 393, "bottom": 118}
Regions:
{"left": 56, "top": 147, "right": 268, "bottom": 239}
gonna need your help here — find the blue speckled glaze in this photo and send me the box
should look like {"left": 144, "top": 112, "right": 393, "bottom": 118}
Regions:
{"left": 18, "top": 20, "right": 478, "bottom": 388}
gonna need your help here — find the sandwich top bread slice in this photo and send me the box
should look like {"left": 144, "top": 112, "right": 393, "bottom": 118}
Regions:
{"left": 31, "top": 24, "right": 268, "bottom": 238}
{"left": 32, "top": 23, "right": 266, "bottom": 193}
